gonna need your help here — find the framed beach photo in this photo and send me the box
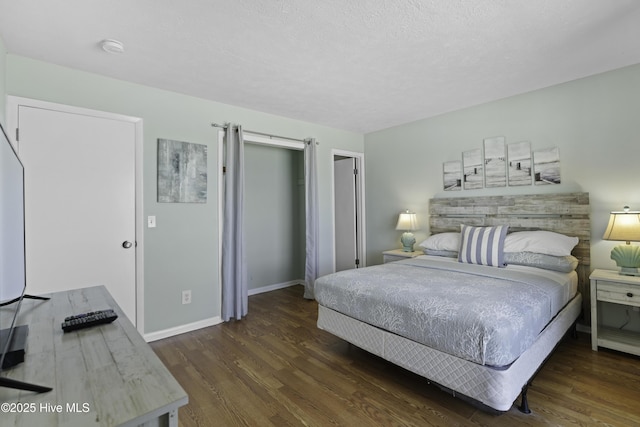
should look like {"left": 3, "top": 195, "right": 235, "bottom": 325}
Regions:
{"left": 462, "top": 149, "right": 483, "bottom": 190}
{"left": 443, "top": 160, "right": 462, "bottom": 191}
{"left": 483, "top": 136, "right": 506, "bottom": 188}
{"left": 507, "top": 141, "right": 532, "bottom": 186}
{"left": 533, "top": 147, "right": 561, "bottom": 185}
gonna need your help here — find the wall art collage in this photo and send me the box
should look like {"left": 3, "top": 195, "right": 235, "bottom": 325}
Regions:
{"left": 443, "top": 137, "right": 560, "bottom": 191}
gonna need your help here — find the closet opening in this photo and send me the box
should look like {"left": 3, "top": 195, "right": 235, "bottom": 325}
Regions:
{"left": 218, "top": 132, "right": 306, "bottom": 298}
{"left": 245, "top": 143, "right": 305, "bottom": 294}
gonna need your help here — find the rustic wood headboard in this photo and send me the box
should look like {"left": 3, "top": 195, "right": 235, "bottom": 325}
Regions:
{"left": 429, "top": 192, "right": 591, "bottom": 323}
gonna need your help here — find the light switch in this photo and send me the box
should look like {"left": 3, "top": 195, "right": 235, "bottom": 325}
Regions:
{"left": 147, "top": 216, "right": 156, "bottom": 228}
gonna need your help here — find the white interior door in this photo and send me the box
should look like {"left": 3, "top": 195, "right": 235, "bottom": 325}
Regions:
{"left": 16, "top": 104, "right": 137, "bottom": 324}
{"left": 334, "top": 157, "right": 358, "bottom": 272}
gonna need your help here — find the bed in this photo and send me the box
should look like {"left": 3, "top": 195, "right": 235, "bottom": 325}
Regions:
{"left": 315, "top": 192, "right": 590, "bottom": 413}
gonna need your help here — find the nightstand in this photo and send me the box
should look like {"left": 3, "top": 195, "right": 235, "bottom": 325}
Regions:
{"left": 382, "top": 249, "right": 423, "bottom": 263}
{"left": 590, "top": 268, "right": 640, "bottom": 356}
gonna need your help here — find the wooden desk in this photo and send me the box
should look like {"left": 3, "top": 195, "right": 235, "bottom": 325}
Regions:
{"left": 0, "top": 286, "right": 188, "bottom": 426}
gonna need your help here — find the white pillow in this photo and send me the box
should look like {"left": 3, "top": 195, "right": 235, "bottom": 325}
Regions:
{"left": 504, "top": 231, "right": 579, "bottom": 257}
{"left": 419, "top": 232, "right": 460, "bottom": 252}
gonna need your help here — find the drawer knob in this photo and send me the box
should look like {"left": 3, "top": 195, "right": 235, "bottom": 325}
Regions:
{"left": 627, "top": 292, "right": 634, "bottom": 298}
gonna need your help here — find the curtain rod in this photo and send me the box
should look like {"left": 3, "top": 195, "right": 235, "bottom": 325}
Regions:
{"left": 211, "top": 122, "right": 318, "bottom": 144}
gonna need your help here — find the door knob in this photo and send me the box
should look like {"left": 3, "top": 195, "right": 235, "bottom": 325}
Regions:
{"left": 122, "top": 241, "right": 133, "bottom": 249}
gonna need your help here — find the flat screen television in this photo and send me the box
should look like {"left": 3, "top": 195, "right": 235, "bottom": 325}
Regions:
{"left": 0, "top": 120, "right": 51, "bottom": 393}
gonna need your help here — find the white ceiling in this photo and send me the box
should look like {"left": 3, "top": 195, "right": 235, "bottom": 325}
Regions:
{"left": 1, "top": 1, "right": 639, "bottom": 134}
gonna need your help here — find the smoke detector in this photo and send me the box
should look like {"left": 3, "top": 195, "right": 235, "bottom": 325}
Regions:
{"left": 100, "top": 39, "right": 125, "bottom": 54}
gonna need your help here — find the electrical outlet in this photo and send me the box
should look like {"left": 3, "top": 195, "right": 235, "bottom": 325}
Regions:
{"left": 182, "top": 290, "right": 192, "bottom": 305}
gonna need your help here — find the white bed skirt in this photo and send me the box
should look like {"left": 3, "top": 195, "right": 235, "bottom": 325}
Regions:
{"left": 317, "top": 293, "right": 582, "bottom": 412}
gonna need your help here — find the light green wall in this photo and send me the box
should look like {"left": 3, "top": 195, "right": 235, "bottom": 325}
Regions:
{"left": 6, "top": 54, "right": 363, "bottom": 334}
{"left": 245, "top": 144, "right": 305, "bottom": 290}
{"left": 365, "top": 63, "right": 640, "bottom": 270}
{"left": 7, "top": 49, "right": 638, "bottom": 333}
{"left": 0, "top": 36, "right": 6, "bottom": 124}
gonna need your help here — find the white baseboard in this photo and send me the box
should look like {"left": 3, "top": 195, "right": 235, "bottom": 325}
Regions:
{"left": 144, "top": 316, "right": 222, "bottom": 342}
{"left": 248, "top": 280, "right": 304, "bottom": 296}
{"left": 144, "top": 281, "right": 303, "bottom": 342}
{"left": 576, "top": 323, "right": 591, "bottom": 334}
{"left": 144, "top": 307, "right": 591, "bottom": 344}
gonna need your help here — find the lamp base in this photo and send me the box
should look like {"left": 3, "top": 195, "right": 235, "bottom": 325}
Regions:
{"left": 611, "top": 244, "right": 640, "bottom": 275}
{"left": 400, "top": 232, "right": 416, "bottom": 252}
{"left": 618, "top": 267, "right": 640, "bottom": 276}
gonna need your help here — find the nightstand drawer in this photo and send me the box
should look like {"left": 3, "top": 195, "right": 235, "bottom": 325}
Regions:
{"left": 383, "top": 254, "right": 406, "bottom": 263}
{"left": 382, "top": 249, "right": 423, "bottom": 263}
{"left": 597, "top": 281, "right": 640, "bottom": 307}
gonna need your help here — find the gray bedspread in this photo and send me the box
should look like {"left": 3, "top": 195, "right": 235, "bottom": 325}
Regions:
{"left": 314, "top": 256, "right": 576, "bottom": 367}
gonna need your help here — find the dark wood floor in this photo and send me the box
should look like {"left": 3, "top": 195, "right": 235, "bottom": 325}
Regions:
{"left": 151, "top": 285, "right": 640, "bottom": 426}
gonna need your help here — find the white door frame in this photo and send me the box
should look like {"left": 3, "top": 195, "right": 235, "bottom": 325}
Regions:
{"left": 331, "top": 149, "right": 366, "bottom": 271}
{"left": 6, "top": 96, "right": 145, "bottom": 333}
{"left": 217, "top": 130, "right": 224, "bottom": 312}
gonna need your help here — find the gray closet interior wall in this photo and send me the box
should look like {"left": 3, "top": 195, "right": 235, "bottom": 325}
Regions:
{"left": 244, "top": 143, "right": 305, "bottom": 290}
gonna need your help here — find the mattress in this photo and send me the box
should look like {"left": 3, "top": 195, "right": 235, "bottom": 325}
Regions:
{"left": 314, "top": 255, "right": 577, "bottom": 367}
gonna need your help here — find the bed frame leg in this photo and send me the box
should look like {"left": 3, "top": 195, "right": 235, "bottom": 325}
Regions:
{"left": 516, "top": 321, "right": 580, "bottom": 415}
{"left": 518, "top": 384, "right": 532, "bottom": 414}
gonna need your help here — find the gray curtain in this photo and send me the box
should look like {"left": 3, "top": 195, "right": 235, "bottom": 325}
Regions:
{"left": 304, "top": 138, "right": 319, "bottom": 299}
{"left": 221, "top": 125, "right": 248, "bottom": 321}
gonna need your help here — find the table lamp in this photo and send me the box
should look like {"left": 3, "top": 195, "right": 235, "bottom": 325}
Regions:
{"left": 602, "top": 206, "right": 640, "bottom": 276}
{"left": 396, "top": 210, "right": 418, "bottom": 252}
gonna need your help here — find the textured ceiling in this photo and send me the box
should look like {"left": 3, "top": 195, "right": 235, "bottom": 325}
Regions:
{"left": 1, "top": 0, "right": 639, "bottom": 133}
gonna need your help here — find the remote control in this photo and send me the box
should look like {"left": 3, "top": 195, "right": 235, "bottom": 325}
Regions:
{"left": 61, "top": 309, "right": 118, "bottom": 332}
{"left": 64, "top": 309, "right": 113, "bottom": 322}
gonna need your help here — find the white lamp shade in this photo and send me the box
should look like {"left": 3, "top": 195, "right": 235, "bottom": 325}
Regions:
{"left": 603, "top": 211, "right": 640, "bottom": 242}
{"left": 396, "top": 211, "right": 418, "bottom": 231}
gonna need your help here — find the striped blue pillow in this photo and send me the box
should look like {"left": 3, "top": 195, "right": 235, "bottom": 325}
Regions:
{"left": 458, "top": 225, "right": 509, "bottom": 267}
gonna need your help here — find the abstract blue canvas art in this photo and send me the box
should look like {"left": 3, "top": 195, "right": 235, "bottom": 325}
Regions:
{"left": 157, "top": 138, "right": 208, "bottom": 203}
